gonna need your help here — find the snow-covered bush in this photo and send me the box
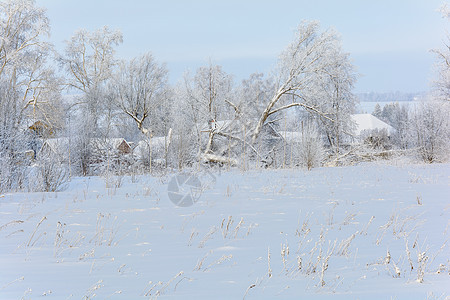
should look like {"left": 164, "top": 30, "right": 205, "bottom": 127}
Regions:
{"left": 296, "top": 122, "right": 324, "bottom": 170}
{"left": 361, "top": 128, "right": 392, "bottom": 150}
{"left": 379, "top": 103, "right": 411, "bottom": 150}
{"left": 30, "top": 155, "right": 69, "bottom": 192}
{"left": 409, "top": 100, "right": 450, "bottom": 163}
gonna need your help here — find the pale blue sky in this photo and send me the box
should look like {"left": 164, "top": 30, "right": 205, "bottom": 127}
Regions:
{"left": 37, "top": 0, "right": 448, "bottom": 93}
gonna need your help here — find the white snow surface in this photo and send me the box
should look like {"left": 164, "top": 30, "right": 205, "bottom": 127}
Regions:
{"left": 0, "top": 162, "right": 449, "bottom": 299}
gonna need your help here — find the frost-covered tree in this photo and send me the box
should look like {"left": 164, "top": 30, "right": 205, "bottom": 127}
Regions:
{"left": 409, "top": 100, "right": 449, "bottom": 162}
{"left": 0, "top": 0, "right": 62, "bottom": 191}
{"left": 311, "top": 45, "right": 357, "bottom": 154}
{"left": 111, "top": 53, "right": 170, "bottom": 171}
{"left": 59, "top": 26, "right": 123, "bottom": 134}
{"left": 378, "top": 102, "right": 410, "bottom": 149}
{"left": 407, "top": 3, "right": 450, "bottom": 163}
{"left": 297, "top": 121, "right": 324, "bottom": 170}
{"left": 170, "top": 82, "right": 201, "bottom": 168}
{"left": 252, "top": 21, "right": 356, "bottom": 145}
{"left": 59, "top": 26, "right": 122, "bottom": 175}
{"left": 431, "top": 3, "right": 450, "bottom": 101}
{"left": 390, "top": 104, "right": 410, "bottom": 150}
{"left": 372, "top": 103, "right": 382, "bottom": 119}
{"left": 113, "top": 53, "right": 169, "bottom": 137}
{"left": 185, "top": 63, "right": 233, "bottom": 124}
{"left": 237, "top": 73, "right": 275, "bottom": 120}
{"left": 181, "top": 63, "right": 235, "bottom": 161}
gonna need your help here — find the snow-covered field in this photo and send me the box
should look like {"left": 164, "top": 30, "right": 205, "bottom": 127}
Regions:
{"left": 1, "top": 162, "right": 449, "bottom": 299}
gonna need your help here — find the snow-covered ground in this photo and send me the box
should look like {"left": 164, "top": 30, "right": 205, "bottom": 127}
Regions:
{"left": 1, "top": 162, "right": 449, "bottom": 299}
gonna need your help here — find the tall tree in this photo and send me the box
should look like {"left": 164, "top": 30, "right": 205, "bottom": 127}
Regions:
{"left": 0, "top": 0, "right": 62, "bottom": 190}
{"left": 431, "top": 3, "right": 450, "bottom": 101}
{"left": 113, "top": 53, "right": 169, "bottom": 137}
{"left": 251, "top": 21, "right": 355, "bottom": 143}
{"left": 312, "top": 46, "right": 357, "bottom": 154}
{"left": 181, "top": 63, "right": 233, "bottom": 158}
{"left": 59, "top": 26, "right": 122, "bottom": 175}
{"left": 409, "top": 100, "right": 449, "bottom": 163}
{"left": 59, "top": 26, "right": 123, "bottom": 134}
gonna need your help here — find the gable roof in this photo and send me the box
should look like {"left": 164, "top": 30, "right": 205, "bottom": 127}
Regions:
{"left": 351, "top": 114, "right": 394, "bottom": 136}
{"left": 39, "top": 137, "right": 132, "bottom": 156}
{"left": 90, "top": 138, "right": 130, "bottom": 151}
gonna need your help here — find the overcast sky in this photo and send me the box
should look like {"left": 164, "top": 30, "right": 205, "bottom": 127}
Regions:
{"left": 36, "top": 0, "right": 448, "bottom": 93}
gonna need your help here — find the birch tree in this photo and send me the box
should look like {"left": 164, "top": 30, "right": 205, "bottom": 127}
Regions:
{"left": 181, "top": 63, "right": 234, "bottom": 161}
{"left": 0, "top": 0, "right": 60, "bottom": 129}
{"left": 0, "top": 0, "right": 62, "bottom": 191}
{"left": 184, "top": 63, "right": 233, "bottom": 124}
{"left": 431, "top": 3, "right": 450, "bottom": 101}
{"left": 312, "top": 47, "right": 357, "bottom": 154}
{"left": 113, "top": 53, "right": 169, "bottom": 137}
{"left": 59, "top": 26, "right": 122, "bottom": 175}
{"left": 59, "top": 26, "right": 123, "bottom": 133}
{"left": 252, "top": 21, "right": 355, "bottom": 143}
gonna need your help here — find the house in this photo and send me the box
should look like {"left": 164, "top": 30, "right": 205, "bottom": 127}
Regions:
{"left": 28, "top": 120, "right": 54, "bottom": 138}
{"left": 38, "top": 137, "right": 70, "bottom": 160}
{"left": 132, "top": 132, "right": 174, "bottom": 167}
{"left": 350, "top": 114, "right": 394, "bottom": 149}
{"left": 278, "top": 114, "right": 394, "bottom": 145}
{"left": 351, "top": 114, "right": 394, "bottom": 136}
{"left": 133, "top": 137, "right": 169, "bottom": 157}
{"left": 38, "top": 137, "right": 132, "bottom": 161}
{"left": 90, "top": 138, "right": 132, "bottom": 155}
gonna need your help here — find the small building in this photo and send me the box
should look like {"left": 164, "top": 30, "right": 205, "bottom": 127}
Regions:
{"left": 351, "top": 114, "right": 394, "bottom": 137}
{"left": 38, "top": 137, "right": 132, "bottom": 161}
{"left": 28, "top": 120, "right": 54, "bottom": 138}
{"left": 351, "top": 114, "right": 394, "bottom": 149}
{"left": 133, "top": 134, "right": 173, "bottom": 167}
{"left": 91, "top": 138, "right": 132, "bottom": 155}
{"left": 38, "top": 137, "right": 70, "bottom": 160}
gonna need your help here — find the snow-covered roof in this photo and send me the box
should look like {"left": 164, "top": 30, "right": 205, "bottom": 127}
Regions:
{"left": 40, "top": 137, "right": 131, "bottom": 155}
{"left": 40, "top": 138, "right": 70, "bottom": 153}
{"left": 90, "top": 138, "right": 130, "bottom": 150}
{"left": 133, "top": 136, "right": 171, "bottom": 155}
{"left": 351, "top": 114, "right": 394, "bottom": 136}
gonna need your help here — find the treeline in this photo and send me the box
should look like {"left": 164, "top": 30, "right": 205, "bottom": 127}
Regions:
{"left": 0, "top": 0, "right": 448, "bottom": 193}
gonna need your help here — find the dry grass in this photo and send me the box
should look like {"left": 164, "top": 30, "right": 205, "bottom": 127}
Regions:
{"left": 26, "top": 216, "right": 47, "bottom": 247}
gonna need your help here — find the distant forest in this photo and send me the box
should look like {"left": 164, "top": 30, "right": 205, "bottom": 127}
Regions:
{"left": 356, "top": 92, "right": 427, "bottom": 102}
